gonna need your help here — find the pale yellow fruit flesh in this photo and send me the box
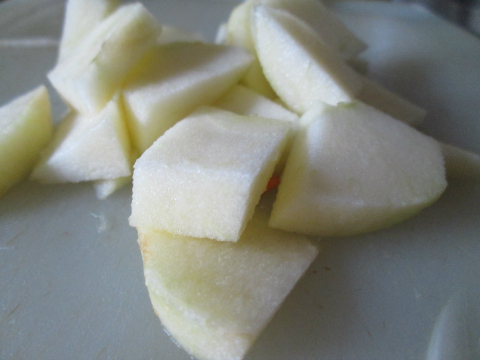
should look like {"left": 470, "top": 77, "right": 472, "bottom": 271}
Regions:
{"left": 0, "top": 85, "right": 52, "bottom": 197}
{"left": 129, "top": 106, "right": 290, "bottom": 242}
{"left": 48, "top": 3, "right": 162, "bottom": 115}
{"left": 138, "top": 195, "right": 319, "bottom": 360}
{"left": 57, "top": 0, "right": 120, "bottom": 63}
{"left": 251, "top": 5, "right": 363, "bottom": 113}
{"left": 270, "top": 101, "right": 447, "bottom": 237}
{"left": 30, "top": 96, "right": 132, "bottom": 184}
{"left": 122, "top": 42, "right": 254, "bottom": 153}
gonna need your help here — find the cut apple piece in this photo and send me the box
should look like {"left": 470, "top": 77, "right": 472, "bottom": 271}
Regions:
{"left": 138, "top": 195, "right": 319, "bottom": 360}
{"left": 57, "top": 0, "right": 120, "bottom": 63}
{"left": 31, "top": 96, "right": 132, "bottom": 183}
{"left": 129, "top": 106, "right": 291, "bottom": 242}
{"left": 257, "top": 0, "right": 367, "bottom": 58}
{"left": 48, "top": 2, "right": 161, "bottom": 115}
{"left": 215, "top": 84, "right": 298, "bottom": 172}
{"left": 0, "top": 86, "right": 52, "bottom": 197}
{"left": 251, "top": 5, "right": 363, "bottom": 113}
{"left": 269, "top": 101, "right": 447, "bottom": 237}
{"left": 440, "top": 143, "right": 480, "bottom": 181}
{"left": 357, "top": 77, "right": 426, "bottom": 127}
{"left": 225, "top": 1, "right": 277, "bottom": 99}
{"left": 122, "top": 42, "right": 253, "bottom": 153}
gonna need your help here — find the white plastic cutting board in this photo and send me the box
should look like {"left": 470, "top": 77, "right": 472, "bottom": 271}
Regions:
{"left": 1, "top": 1, "right": 480, "bottom": 359}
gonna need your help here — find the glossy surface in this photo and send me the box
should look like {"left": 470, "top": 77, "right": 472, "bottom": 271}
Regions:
{"left": 1, "top": 1, "right": 479, "bottom": 359}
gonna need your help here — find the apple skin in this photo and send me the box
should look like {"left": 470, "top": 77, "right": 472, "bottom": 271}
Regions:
{"left": 0, "top": 86, "right": 52, "bottom": 198}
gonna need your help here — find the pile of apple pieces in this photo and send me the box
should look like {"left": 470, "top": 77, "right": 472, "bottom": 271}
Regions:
{"left": 0, "top": 0, "right": 479, "bottom": 360}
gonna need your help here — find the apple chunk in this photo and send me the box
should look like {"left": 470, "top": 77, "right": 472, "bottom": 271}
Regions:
{"left": 123, "top": 42, "right": 253, "bottom": 153}
{"left": 48, "top": 2, "right": 161, "bottom": 115}
{"left": 30, "top": 96, "right": 132, "bottom": 184}
{"left": 269, "top": 101, "right": 447, "bottom": 237}
{"left": 129, "top": 106, "right": 291, "bottom": 242}
{"left": 251, "top": 5, "right": 363, "bottom": 113}
{"left": 138, "top": 196, "right": 319, "bottom": 360}
{"left": 0, "top": 86, "right": 52, "bottom": 197}
{"left": 57, "top": 0, "right": 120, "bottom": 63}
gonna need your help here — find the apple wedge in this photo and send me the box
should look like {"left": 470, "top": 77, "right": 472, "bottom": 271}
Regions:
{"left": 48, "top": 2, "right": 161, "bottom": 115}
{"left": 269, "top": 101, "right": 447, "bottom": 237}
{"left": 122, "top": 42, "right": 253, "bottom": 153}
{"left": 57, "top": 0, "right": 120, "bottom": 63}
{"left": 138, "top": 195, "right": 319, "bottom": 360}
{"left": 225, "top": 1, "right": 277, "bottom": 98}
{"left": 251, "top": 5, "right": 363, "bottom": 113}
{"left": 256, "top": 0, "right": 367, "bottom": 58}
{"left": 129, "top": 106, "right": 290, "bottom": 242}
{"left": 30, "top": 96, "right": 132, "bottom": 184}
{"left": 0, "top": 86, "right": 52, "bottom": 197}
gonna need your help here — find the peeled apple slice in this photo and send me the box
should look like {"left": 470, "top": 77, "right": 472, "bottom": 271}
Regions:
{"left": 129, "top": 106, "right": 291, "bottom": 242}
{"left": 0, "top": 86, "right": 52, "bottom": 197}
{"left": 269, "top": 101, "right": 447, "bottom": 237}
{"left": 48, "top": 2, "right": 161, "bottom": 115}
{"left": 225, "top": 1, "right": 277, "bottom": 98}
{"left": 257, "top": 0, "right": 367, "bottom": 58}
{"left": 57, "top": 0, "right": 120, "bottom": 63}
{"left": 138, "top": 195, "right": 319, "bottom": 360}
{"left": 31, "top": 96, "right": 132, "bottom": 184}
{"left": 122, "top": 42, "right": 254, "bottom": 153}
{"left": 251, "top": 5, "right": 363, "bottom": 114}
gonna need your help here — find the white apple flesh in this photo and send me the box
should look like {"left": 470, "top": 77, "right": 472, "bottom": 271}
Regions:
{"left": 0, "top": 85, "right": 52, "bottom": 197}
{"left": 122, "top": 42, "right": 254, "bottom": 153}
{"left": 251, "top": 5, "right": 363, "bottom": 113}
{"left": 138, "top": 195, "right": 319, "bottom": 360}
{"left": 48, "top": 2, "right": 161, "bottom": 115}
{"left": 30, "top": 96, "right": 132, "bottom": 183}
{"left": 269, "top": 101, "right": 447, "bottom": 237}
{"left": 129, "top": 106, "right": 291, "bottom": 242}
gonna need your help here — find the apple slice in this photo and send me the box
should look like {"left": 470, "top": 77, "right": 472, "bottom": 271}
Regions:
{"left": 225, "top": 1, "right": 277, "bottom": 99}
{"left": 357, "top": 77, "right": 426, "bottom": 127}
{"left": 441, "top": 143, "right": 480, "bottom": 181}
{"left": 30, "top": 96, "right": 132, "bottom": 183}
{"left": 122, "top": 42, "right": 253, "bottom": 153}
{"left": 257, "top": 0, "right": 367, "bottom": 58}
{"left": 129, "top": 106, "right": 291, "bottom": 242}
{"left": 138, "top": 195, "right": 319, "bottom": 360}
{"left": 48, "top": 2, "right": 161, "bottom": 115}
{"left": 269, "top": 101, "right": 447, "bottom": 237}
{"left": 251, "top": 5, "right": 363, "bottom": 113}
{"left": 0, "top": 86, "right": 52, "bottom": 197}
{"left": 57, "top": 0, "right": 120, "bottom": 63}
